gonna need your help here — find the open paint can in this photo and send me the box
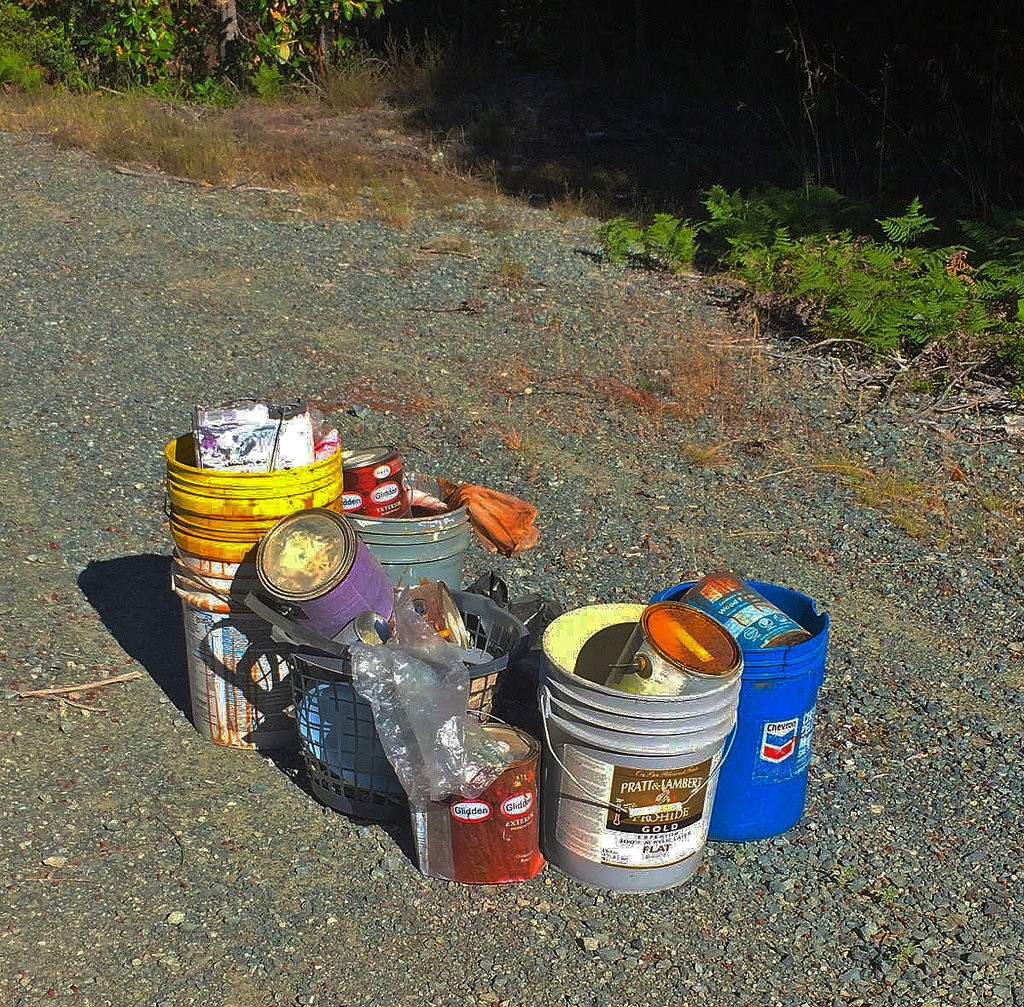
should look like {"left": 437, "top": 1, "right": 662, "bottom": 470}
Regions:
{"left": 256, "top": 508, "right": 394, "bottom": 640}
{"left": 605, "top": 602, "right": 742, "bottom": 695}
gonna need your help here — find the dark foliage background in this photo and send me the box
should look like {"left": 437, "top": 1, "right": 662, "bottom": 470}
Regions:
{"left": 372, "top": 0, "right": 1023, "bottom": 216}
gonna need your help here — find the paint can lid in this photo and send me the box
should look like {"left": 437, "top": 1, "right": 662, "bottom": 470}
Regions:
{"left": 342, "top": 446, "right": 399, "bottom": 471}
{"left": 480, "top": 724, "right": 539, "bottom": 765}
{"left": 256, "top": 508, "right": 356, "bottom": 602}
{"left": 407, "top": 579, "right": 472, "bottom": 649}
{"left": 640, "top": 602, "right": 742, "bottom": 678}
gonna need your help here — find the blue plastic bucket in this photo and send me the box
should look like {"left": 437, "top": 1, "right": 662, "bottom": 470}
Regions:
{"left": 650, "top": 580, "right": 829, "bottom": 841}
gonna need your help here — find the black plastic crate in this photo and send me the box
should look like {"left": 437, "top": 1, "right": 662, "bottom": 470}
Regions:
{"left": 289, "top": 591, "right": 528, "bottom": 821}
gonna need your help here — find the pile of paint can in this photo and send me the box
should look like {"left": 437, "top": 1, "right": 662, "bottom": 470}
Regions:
{"left": 166, "top": 407, "right": 829, "bottom": 894}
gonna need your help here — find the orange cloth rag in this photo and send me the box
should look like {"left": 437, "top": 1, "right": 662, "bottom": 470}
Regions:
{"left": 439, "top": 478, "right": 540, "bottom": 557}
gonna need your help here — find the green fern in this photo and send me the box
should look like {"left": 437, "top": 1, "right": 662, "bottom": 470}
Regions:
{"left": 877, "top": 197, "right": 938, "bottom": 245}
{"left": 594, "top": 189, "right": 1024, "bottom": 383}
{"left": 597, "top": 217, "right": 643, "bottom": 265}
{"left": 643, "top": 213, "right": 698, "bottom": 272}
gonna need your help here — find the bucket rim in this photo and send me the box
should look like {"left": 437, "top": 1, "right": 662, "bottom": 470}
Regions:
{"left": 650, "top": 579, "right": 829, "bottom": 677}
{"left": 542, "top": 682, "right": 738, "bottom": 738}
{"left": 542, "top": 702, "right": 735, "bottom": 758}
{"left": 166, "top": 432, "right": 341, "bottom": 481}
{"left": 543, "top": 604, "right": 742, "bottom": 705}
{"left": 347, "top": 505, "right": 469, "bottom": 534}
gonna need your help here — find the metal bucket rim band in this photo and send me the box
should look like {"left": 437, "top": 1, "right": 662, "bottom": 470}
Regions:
{"left": 166, "top": 432, "right": 341, "bottom": 482}
{"left": 543, "top": 684, "right": 738, "bottom": 739}
{"left": 347, "top": 506, "right": 468, "bottom": 534}
{"left": 542, "top": 672, "right": 740, "bottom": 729}
{"left": 255, "top": 507, "right": 357, "bottom": 602}
{"left": 479, "top": 722, "right": 541, "bottom": 768}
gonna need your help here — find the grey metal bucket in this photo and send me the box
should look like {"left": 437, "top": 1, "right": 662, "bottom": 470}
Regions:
{"left": 347, "top": 507, "right": 471, "bottom": 588}
{"left": 539, "top": 604, "right": 741, "bottom": 893}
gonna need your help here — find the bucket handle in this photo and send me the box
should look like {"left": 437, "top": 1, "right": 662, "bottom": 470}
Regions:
{"left": 242, "top": 592, "right": 348, "bottom": 658}
{"left": 537, "top": 684, "right": 737, "bottom": 820}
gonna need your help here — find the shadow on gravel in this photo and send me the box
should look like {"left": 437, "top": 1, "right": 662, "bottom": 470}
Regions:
{"left": 77, "top": 554, "right": 421, "bottom": 864}
{"left": 77, "top": 554, "right": 191, "bottom": 718}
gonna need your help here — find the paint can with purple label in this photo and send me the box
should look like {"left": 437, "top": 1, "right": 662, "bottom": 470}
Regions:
{"left": 342, "top": 447, "right": 411, "bottom": 518}
{"left": 255, "top": 508, "right": 394, "bottom": 640}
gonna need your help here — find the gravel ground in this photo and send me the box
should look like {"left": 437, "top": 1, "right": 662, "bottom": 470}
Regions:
{"left": 1, "top": 128, "right": 1023, "bottom": 1007}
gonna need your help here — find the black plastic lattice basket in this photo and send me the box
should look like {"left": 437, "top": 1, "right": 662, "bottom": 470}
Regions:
{"left": 289, "top": 591, "right": 528, "bottom": 822}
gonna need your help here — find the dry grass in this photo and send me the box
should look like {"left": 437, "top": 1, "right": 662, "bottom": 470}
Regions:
{"left": 790, "top": 453, "right": 945, "bottom": 541}
{"left": 320, "top": 53, "right": 384, "bottom": 113}
{"left": 0, "top": 88, "right": 495, "bottom": 222}
{"left": 493, "top": 248, "right": 531, "bottom": 289}
{"left": 381, "top": 32, "right": 452, "bottom": 107}
{"left": 680, "top": 441, "right": 729, "bottom": 467}
{"left": 1, "top": 92, "right": 239, "bottom": 181}
{"left": 548, "top": 186, "right": 612, "bottom": 222}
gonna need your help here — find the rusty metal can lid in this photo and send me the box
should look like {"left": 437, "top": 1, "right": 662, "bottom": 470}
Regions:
{"left": 408, "top": 579, "right": 471, "bottom": 649}
{"left": 256, "top": 507, "right": 356, "bottom": 601}
{"left": 481, "top": 723, "right": 539, "bottom": 765}
{"left": 640, "top": 602, "right": 742, "bottom": 678}
{"left": 342, "top": 446, "right": 398, "bottom": 470}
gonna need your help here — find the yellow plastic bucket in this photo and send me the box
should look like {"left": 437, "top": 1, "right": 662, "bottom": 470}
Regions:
{"left": 165, "top": 434, "right": 344, "bottom": 563}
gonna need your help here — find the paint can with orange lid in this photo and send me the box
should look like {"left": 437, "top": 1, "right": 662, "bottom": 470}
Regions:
{"left": 605, "top": 602, "right": 742, "bottom": 696}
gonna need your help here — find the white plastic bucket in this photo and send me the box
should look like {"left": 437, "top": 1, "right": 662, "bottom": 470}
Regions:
{"left": 172, "top": 549, "right": 293, "bottom": 751}
{"left": 539, "top": 604, "right": 741, "bottom": 892}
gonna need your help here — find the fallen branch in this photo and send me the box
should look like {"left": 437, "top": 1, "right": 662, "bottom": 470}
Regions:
{"left": 15, "top": 671, "right": 142, "bottom": 698}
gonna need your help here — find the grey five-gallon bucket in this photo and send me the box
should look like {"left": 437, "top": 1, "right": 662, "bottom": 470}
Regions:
{"left": 348, "top": 507, "right": 471, "bottom": 588}
{"left": 539, "top": 604, "right": 741, "bottom": 892}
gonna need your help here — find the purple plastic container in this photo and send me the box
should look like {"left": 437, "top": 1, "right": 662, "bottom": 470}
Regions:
{"left": 255, "top": 508, "right": 394, "bottom": 640}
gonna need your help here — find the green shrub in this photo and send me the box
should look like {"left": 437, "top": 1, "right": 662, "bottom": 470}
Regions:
{"left": 643, "top": 213, "right": 698, "bottom": 272}
{"left": 595, "top": 189, "right": 1024, "bottom": 383}
{"left": 596, "top": 217, "right": 643, "bottom": 264}
{"left": 596, "top": 214, "right": 697, "bottom": 273}
{"left": 0, "top": 48, "right": 45, "bottom": 90}
{"left": 0, "top": 1, "right": 80, "bottom": 87}
{"left": 249, "top": 61, "right": 282, "bottom": 99}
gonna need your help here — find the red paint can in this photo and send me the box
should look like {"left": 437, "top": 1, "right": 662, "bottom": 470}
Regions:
{"left": 411, "top": 725, "right": 545, "bottom": 884}
{"left": 341, "top": 446, "right": 410, "bottom": 518}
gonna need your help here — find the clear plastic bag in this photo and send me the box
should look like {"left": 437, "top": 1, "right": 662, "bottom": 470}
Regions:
{"left": 349, "top": 591, "right": 506, "bottom": 803}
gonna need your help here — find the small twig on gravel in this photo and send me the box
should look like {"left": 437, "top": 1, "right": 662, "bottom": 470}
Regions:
{"left": 14, "top": 672, "right": 142, "bottom": 698}
{"left": 22, "top": 872, "right": 90, "bottom": 883}
{"left": 790, "top": 337, "right": 867, "bottom": 352}
{"left": 416, "top": 244, "right": 475, "bottom": 258}
{"left": 155, "top": 817, "right": 186, "bottom": 870}
{"left": 60, "top": 698, "right": 108, "bottom": 713}
{"left": 752, "top": 462, "right": 875, "bottom": 482}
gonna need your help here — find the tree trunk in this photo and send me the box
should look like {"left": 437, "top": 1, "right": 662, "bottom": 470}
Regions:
{"left": 216, "top": 0, "right": 239, "bottom": 73}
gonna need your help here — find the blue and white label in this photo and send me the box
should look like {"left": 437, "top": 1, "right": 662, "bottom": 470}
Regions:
{"left": 752, "top": 706, "right": 816, "bottom": 783}
{"left": 796, "top": 705, "right": 815, "bottom": 773}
